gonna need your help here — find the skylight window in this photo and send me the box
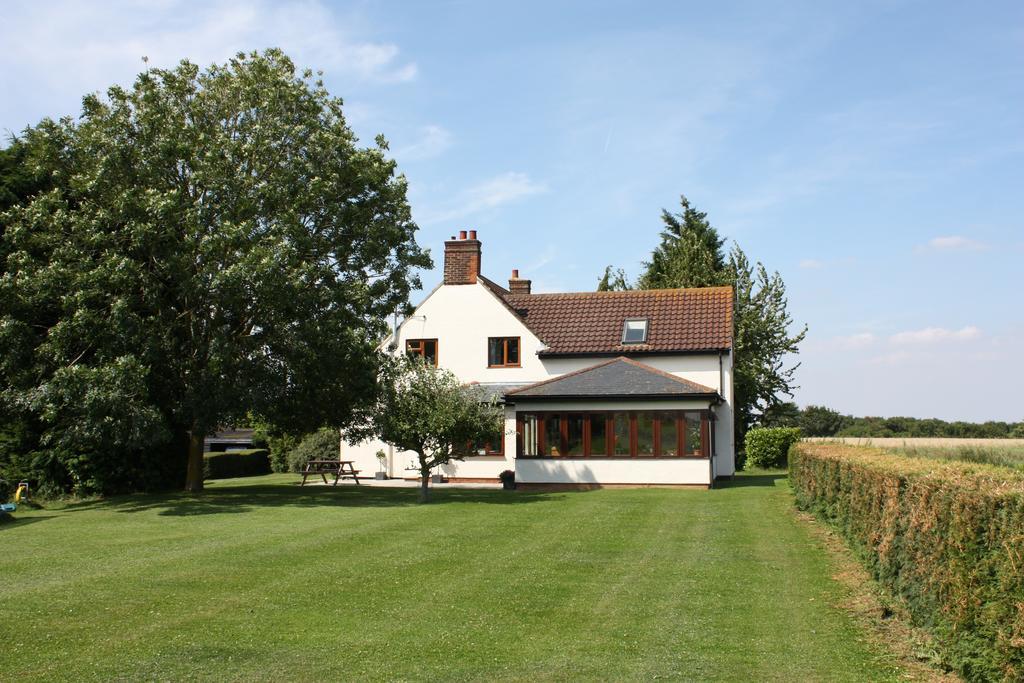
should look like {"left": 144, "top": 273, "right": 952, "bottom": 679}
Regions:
{"left": 622, "top": 318, "right": 648, "bottom": 344}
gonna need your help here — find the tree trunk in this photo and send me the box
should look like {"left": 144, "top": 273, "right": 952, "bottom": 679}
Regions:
{"left": 417, "top": 451, "right": 431, "bottom": 503}
{"left": 184, "top": 430, "right": 205, "bottom": 492}
{"left": 419, "top": 472, "right": 430, "bottom": 503}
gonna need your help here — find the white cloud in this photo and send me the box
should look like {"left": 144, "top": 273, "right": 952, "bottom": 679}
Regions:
{"left": 889, "top": 326, "right": 981, "bottom": 344}
{"left": 1, "top": 0, "right": 416, "bottom": 130}
{"left": 418, "top": 172, "right": 547, "bottom": 226}
{"left": 865, "top": 350, "right": 914, "bottom": 366}
{"left": 923, "top": 235, "right": 988, "bottom": 251}
{"left": 393, "top": 125, "right": 453, "bottom": 162}
{"left": 467, "top": 173, "right": 546, "bottom": 209}
{"left": 799, "top": 258, "right": 824, "bottom": 269}
{"left": 832, "top": 332, "right": 877, "bottom": 349}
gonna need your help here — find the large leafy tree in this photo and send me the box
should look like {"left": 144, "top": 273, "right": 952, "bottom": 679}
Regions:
{"left": 0, "top": 50, "right": 431, "bottom": 492}
{"left": 605, "top": 194, "right": 806, "bottom": 456}
{"left": 638, "top": 195, "right": 728, "bottom": 290}
{"left": 596, "top": 265, "right": 630, "bottom": 291}
{"left": 798, "top": 405, "right": 847, "bottom": 436}
{"left": 759, "top": 401, "right": 801, "bottom": 428}
{"left": 0, "top": 138, "right": 55, "bottom": 491}
{"left": 0, "top": 138, "right": 50, "bottom": 214}
{"left": 349, "top": 356, "right": 504, "bottom": 503}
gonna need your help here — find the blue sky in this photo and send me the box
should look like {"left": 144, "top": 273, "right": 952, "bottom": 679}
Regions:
{"left": 2, "top": 1, "right": 1022, "bottom": 421}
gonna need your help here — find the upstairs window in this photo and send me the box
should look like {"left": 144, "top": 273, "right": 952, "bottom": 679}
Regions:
{"left": 622, "top": 318, "right": 648, "bottom": 344}
{"left": 488, "top": 337, "right": 520, "bottom": 367}
{"left": 406, "top": 339, "right": 438, "bottom": 366}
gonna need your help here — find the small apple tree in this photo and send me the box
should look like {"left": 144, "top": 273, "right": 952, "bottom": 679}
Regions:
{"left": 352, "top": 357, "right": 503, "bottom": 503}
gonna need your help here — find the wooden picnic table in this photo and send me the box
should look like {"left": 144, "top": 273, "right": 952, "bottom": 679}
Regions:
{"left": 300, "top": 459, "right": 362, "bottom": 487}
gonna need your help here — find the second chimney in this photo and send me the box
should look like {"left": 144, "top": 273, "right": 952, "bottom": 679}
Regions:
{"left": 443, "top": 231, "right": 481, "bottom": 285}
{"left": 508, "top": 268, "right": 532, "bottom": 295}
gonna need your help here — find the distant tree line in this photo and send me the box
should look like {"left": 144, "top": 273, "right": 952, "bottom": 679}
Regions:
{"left": 760, "top": 403, "right": 1024, "bottom": 439}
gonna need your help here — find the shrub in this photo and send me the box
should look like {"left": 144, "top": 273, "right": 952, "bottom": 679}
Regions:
{"left": 1, "top": 417, "right": 72, "bottom": 496}
{"left": 790, "top": 443, "right": 1024, "bottom": 682}
{"left": 203, "top": 449, "right": 271, "bottom": 480}
{"left": 1, "top": 413, "right": 193, "bottom": 496}
{"left": 744, "top": 427, "right": 801, "bottom": 468}
{"left": 287, "top": 428, "right": 339, "bottom": 473}
{"left": 250, "top": 419, "right": 300, "bottom": 473}
{"left": 266, "top": 433, "right": 299, "bottom": 473}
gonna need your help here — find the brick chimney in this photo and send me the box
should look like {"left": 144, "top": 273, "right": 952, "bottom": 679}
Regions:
{"left": 443, "top": 230, "right": 481, "bottom": 285}
{"left": 508, "top": 268, "right": 532, "bottom": 295}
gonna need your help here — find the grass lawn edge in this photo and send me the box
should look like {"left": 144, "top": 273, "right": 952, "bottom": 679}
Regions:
{"left": 787, "top": 502, "right": 960, "bottom": 682}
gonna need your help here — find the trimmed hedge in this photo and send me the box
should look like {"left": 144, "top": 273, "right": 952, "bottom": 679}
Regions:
{"left": 790, "top": 443, "right": 1024, "bottom": 681}
{"left": 203, "top": 449, "right": 271, "bottom": 480}
{"left": 745, "top": 427, "right": 801, "bottom": 468}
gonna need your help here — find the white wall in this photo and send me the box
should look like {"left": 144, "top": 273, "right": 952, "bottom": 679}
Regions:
{"left": 516, "top": 458, "right": 711, "bottom": 486}
{"left": 541, "top": 354, "right": 723, "bottom": 393}
{"left": 505, "top": 398, "right": 714, "bottom": 412}
{"left": 347, "top": 282, "right": 541, "bottom": 481}
{"left": 343, "top": 403, "right": 517, "bottom": 481}
{"left": 391, "top": 282, "right": 546, "bottom": 383}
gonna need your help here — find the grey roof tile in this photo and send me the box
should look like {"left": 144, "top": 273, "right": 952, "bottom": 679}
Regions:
{"left": 505, "top": 357, "right": 719, "bottom": 400}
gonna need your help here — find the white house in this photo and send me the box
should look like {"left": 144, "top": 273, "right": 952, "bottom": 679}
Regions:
{"left": 345, "top": 230, "right": 735, "bottom": 488}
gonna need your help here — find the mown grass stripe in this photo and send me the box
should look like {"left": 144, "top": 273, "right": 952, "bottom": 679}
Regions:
{"left": 2, "top": 472, "right": 904, "bottom": 681}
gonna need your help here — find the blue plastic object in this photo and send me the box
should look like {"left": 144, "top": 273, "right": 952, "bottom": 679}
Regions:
{"left": 0, "top": 503, "right": 15, "bottom": 513}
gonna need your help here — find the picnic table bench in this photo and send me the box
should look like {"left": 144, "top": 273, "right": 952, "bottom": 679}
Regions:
{"left": 300, "top": 459, "right": 361, "bottom": 486}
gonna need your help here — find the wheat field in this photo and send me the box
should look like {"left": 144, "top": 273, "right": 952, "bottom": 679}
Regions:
{"left": 804, "top": 437, "right": 1024, "bottom": 470}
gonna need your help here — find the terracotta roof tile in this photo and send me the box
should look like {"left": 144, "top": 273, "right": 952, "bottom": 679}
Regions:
{"left": 498, "top": 286, "right": 732, "bottom": 355}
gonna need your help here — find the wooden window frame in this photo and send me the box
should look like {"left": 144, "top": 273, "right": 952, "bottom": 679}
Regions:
{"left": 538, "top": 414, "right": 546, "bottom": 454}
{"left": 612, "top": 412, "right": 631, "bottom": 456}
{"left": 516, "top": 409, "right": 711, "bottom": 459}
{"left": 563, "top": 412, "right": 585, "bottom": 456}
{"left": 487, "top": 336, "right": 521, "bottom": 368}
{"left": 653, "top": 411, "right": 683, "bottom": 457}
{"left": 681, "top": 410, "right": 710, "bottom": 457}
{"left": 405, "top": 338, "right": 438, "bottom": 367}
{"left": 701, "top": 410, "right": 711, "bottom": 457}
{"left": 465, "top": 432, "right": 504, "bottom": 457}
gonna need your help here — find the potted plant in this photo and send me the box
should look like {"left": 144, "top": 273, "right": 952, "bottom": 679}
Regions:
{"left": 499, "top": 469, "right": 515, "bottom": 490}
{"left": 375, "top": 450, "right": 388, "bottom": 480}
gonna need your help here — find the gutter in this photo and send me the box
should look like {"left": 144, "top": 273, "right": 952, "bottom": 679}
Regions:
{"left": 538, "top": 348, "right": 733, "bottom": 359}
{"left": 718, "top": 352, "right": 724, "bottom": 397}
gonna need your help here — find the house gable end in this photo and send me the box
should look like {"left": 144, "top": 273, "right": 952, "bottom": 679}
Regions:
{"left": 390, "top": 281, "right": 545, "bottom": 383}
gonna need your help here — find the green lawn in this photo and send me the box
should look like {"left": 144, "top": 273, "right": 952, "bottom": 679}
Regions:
{"left": 1, "top": 472, "right": 903, "bottom": 681}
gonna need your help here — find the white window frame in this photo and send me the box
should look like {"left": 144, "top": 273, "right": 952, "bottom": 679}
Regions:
{"left": 621, "top": 318, "right": 648, "bottom": 344}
